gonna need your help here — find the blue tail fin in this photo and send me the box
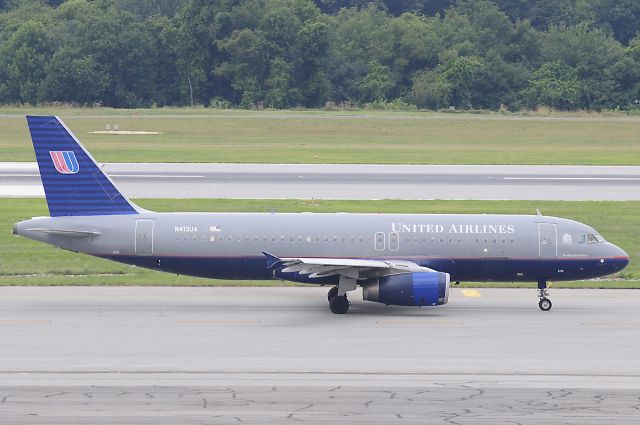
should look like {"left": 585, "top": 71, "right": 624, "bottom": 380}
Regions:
{"left": 26, "top": 115, "right": 140, "bottom": 217}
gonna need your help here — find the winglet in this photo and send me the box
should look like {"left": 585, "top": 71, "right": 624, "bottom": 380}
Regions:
{"left": 263, "top": 252, "right": 283, "bottom": 270}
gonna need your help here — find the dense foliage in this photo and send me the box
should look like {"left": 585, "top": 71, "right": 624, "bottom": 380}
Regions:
{"left": 1, "top": 0, "right": 639, "bottom": 110}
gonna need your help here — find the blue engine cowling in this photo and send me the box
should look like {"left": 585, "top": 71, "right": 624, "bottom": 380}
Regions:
{"left": 362, "top": 272, "right": 450, "bottom": 306}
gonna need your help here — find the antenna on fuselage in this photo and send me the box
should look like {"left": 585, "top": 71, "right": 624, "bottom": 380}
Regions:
{"left": 536, "top": 208, "right": 542, "bottom": 216}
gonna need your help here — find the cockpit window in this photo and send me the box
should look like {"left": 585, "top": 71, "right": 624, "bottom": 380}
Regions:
{"left": 587, "top": 234, "right": 604, "bottom": 244}
{"left": 577, "top": 234, "right": 605, "bottom": 244}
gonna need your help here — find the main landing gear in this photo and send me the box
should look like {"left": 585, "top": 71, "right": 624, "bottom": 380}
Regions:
{"left": 537, "top": 279, "right": 552, "bottom": 311}
{"left": 328, "top": 276, "right": 358, "bottom": 314}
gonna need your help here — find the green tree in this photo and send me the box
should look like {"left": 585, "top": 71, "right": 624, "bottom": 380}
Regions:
{"left": 326, "top": 5, "right": 393, "bottom": 101}
{"left": 541, "top": 24, "right": 624, "bottom": 108}
{"left": 296, "top": 20, "right": 331, "bottom": 106}
{"left": 409, "top": 69, "right": 450, "bottom": 109}
{"left": 43, "top": 48, "right": 109, "bottom": 104}
{"left": 610, "top": 36, "right": 640, "bottom": 108}
{"left": 0, "top": 20, "right": 51, "bottom": 104}
{"left": 588, "top": 0, "right": 640, "bottom": 45}
{"left": 354, "top": 60, "right": 393, "bottom": 102}
{"left": 523, "top": 61, "right": 580, "bottom": 110}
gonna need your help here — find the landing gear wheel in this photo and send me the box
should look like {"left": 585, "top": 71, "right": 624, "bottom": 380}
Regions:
{"left": 538, "top": 298, "right": 552, "bottom": 311}
{"left": 327, "top": 286, "right": 338, "bottom": 302}
{"left": 329, "top": 295, "right": 349, "bottom": 314}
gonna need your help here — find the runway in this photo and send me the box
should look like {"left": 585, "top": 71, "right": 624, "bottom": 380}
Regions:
{"left": 2, "top": 162, "right": 640, "bottom": 200}
{"left": 2, "top": 286, "right": 640, "bottom": 424}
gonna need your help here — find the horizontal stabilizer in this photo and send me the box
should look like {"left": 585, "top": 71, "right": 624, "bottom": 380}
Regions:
{"left": 25, "top": 227, "right": 102, "bottom": 237}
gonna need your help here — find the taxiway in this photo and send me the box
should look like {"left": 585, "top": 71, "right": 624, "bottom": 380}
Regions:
{"left": 1, "top": 286, "right": 639, "bottom": 424}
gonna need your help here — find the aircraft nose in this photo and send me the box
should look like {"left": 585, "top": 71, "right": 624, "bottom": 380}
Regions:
{"left": 610, "top": 244, "right": 629, "bottom": 271}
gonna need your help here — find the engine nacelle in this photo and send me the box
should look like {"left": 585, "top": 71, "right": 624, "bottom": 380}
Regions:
{"left": 362, "top": 272, "right": 450, "bottom": 306}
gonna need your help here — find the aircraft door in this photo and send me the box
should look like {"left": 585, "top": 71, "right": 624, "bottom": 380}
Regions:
{"left": 389, "top": 232, "right": 399, "bottom": 251}
{"left": 135, "top": 219, "right": 155, "bottom": 255}
{"left": 538, "top": 223, "right": 557, "bottom": 258}
{"left": 374, "top": 232, "right": 385, "bottom": 251}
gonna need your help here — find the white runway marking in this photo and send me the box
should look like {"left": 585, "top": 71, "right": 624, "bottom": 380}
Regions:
{"left": 503, "top": 177, "right": 640, "bottom": 181}
{"left": 110, "top": 174, "right": 205, "bottom": 178}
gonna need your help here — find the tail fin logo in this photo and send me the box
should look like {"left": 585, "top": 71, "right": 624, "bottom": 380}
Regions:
{"left": 49, "top": 151, "right": 79, "bottom": 174}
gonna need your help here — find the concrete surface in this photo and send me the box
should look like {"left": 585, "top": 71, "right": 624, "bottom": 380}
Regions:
{"left": 1, "top": 286, "right": 639, "bottom": 424}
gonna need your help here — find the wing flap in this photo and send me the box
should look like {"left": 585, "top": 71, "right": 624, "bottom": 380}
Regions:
{"left": 263, "top": 252, "right": 437, "bottom": 281}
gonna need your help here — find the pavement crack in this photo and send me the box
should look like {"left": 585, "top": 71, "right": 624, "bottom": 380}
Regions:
{"left": 83, "top": 392, "right": 93, "bottom": 399}
{"left": 364, "top": 400, "right": 373, "bottom": 408}
{"left": 443, "top": 409, "right": 471, "bottom": 425}
{"left": 202, "top": 397, "right": 207, "bottom": 409}
{"left": 286, "top": 413, "right": 302, "bottom": 421}
{"left": 328, "top": 386, "right": 341, "bottom": 392}
{"left": 44, "top": 392, "right": 67, "bottom": 398}
{"left": 547, "top": 390, "right": 572, "bottom": 400}
{"left": 1, "top": 395, "right": 13, "bottom": 403}
{"left": 459, "top": 385, "right": 484, "bottom": 401}
{"left": 144, "top": 392, "right": 155, "bottom": 398}
{"left": 298, "top": 403, "right": 314, "bottom": 411}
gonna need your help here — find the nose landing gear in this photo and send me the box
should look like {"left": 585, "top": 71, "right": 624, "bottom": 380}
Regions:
{"left": 538, "top": 280, "right": 552, "bottom": 311}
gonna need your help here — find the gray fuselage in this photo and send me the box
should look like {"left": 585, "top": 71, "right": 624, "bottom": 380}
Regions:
{"left": 14, "top": 212, "right": 629, "bottom": 284}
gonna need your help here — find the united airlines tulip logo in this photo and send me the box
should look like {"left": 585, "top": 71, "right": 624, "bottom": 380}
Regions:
{"left": 50, "top": 151, "right": 79, "bottom": 174}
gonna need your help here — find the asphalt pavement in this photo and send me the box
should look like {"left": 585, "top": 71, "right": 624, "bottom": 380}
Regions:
{"left": 2, "top": 162, "right": 640, "bottom": 200}
{"left": 1, "top": 286, "right": 640, "bottom": 424}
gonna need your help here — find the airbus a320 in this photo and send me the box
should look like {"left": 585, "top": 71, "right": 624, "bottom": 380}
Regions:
{"left": 13, "top": 116, "right": 629, "bottom": 314}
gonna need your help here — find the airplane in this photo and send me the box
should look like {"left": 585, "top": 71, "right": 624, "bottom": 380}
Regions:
{"left": 13, "top": 116, "right": 629, "bottom": 314}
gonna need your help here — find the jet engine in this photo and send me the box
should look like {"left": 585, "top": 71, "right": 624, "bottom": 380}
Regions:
{"left": 362, "top": 272, "right": 450, "bottom": 306}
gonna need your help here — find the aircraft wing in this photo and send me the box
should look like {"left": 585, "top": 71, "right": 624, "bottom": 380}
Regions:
{"left": 263, "top": 252, "right": 434, "bottom": 280}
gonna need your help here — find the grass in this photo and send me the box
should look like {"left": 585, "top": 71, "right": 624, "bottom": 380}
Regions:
{"left": 2, "top": 198, "right": 638, "bottom": 287}
{"left": 1, "top": 107, "right": 639, "bottom": 164}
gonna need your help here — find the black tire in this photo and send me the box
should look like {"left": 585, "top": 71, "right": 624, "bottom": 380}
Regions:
{"left": 538, "top": 298, "right": 552, "bottom": 311}
{"left": 327, "top": 286, "right": 338, "bottom": 302}
{"left": 329, "top": 295, "right": 349, "bottom": 314}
